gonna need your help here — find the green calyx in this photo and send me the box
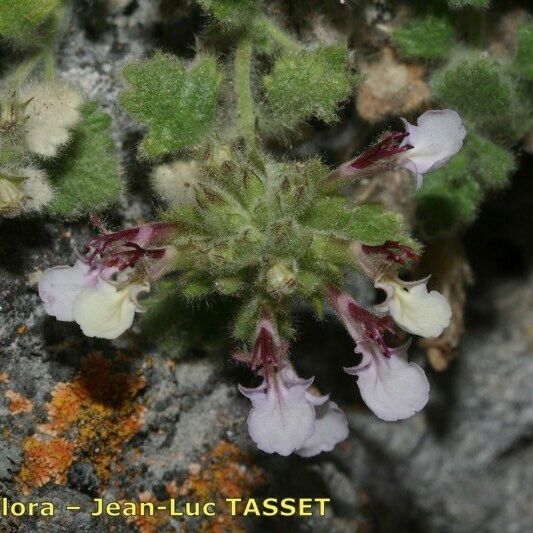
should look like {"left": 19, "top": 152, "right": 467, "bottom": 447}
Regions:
{"left": 163, "top": 146, "right": 413, "bottom": 340}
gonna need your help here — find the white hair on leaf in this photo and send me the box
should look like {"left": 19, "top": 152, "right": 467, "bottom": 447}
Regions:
{"left": 20, "top": 82, "right": 84, "bottom": 158}
{"left": 151, "top": 160, "right": 199, "bottom": 207}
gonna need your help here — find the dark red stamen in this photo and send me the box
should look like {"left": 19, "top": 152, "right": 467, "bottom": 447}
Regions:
{"left": 250, "top": 327, "right": 278, "bottom": 372}
{"left": 362, "top": 240, "right": 419, "bottom": 265}
{"left": 83, "top": 222, "right": 175, "bottom": 272}
{"left": 101, "top": 242, "right": 167, "bottom": 271}
{"left": 349, "top": 132, "right": 412, "bottom": 170}
{"left": 86, "top": 222, "right": 175, "bottom": 254}
{"left": 347, "top": 302, "right": 396, "bottom": 356}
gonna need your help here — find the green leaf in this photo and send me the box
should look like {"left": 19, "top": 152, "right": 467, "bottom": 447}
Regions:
{"left": 466, "top": 134, "right": 515, "bottom": 189}
{"left": 263, "top": 45, "right": 355, "bottom": 129}
{"left": 0, "top": 0, "right": 62, "bottom": 42}
{"left": 45, "top": 102, "right": 122, "bottom": 217}
{"left": 198, "top": 0, "right": 257, "bottom": 26}
{"left": 413, "top": 152, "right": 483, "bottom": 237}
{"left": 392, "top": 16, "right": 454, "bottom": 60}
{"left": 447, "top": 0, "right": 489, "bottom": 7}
{"left": 433, "top": 57, "right": 513, "bottom": 126}
{"left": 304, "top": 198, "right": 412, "bottom": 246}
{"left": 513, "top": 24, "right": 533, "bottom": 81}
{"left": 121, "top": 53, "right": 223, "bottom": 158}
{"left": 345, "top": 204, "right": 413, "bottom": 246}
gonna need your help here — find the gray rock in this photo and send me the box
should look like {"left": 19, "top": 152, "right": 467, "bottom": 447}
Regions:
{"left": 67, "top": 461, "right": 100, "bottom": 497}
{"left": 0, "top": 440, "right": 22, "bottom": 481}
{"left": 338, "top": 276, "right": 533, "bottom": 533}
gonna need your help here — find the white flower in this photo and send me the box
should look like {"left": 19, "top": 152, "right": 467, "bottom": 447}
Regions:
{"left": 345, "top": 340, "right": 429, "bottom": 422}
{"left": 239, "top": 365, "right": 349, "bottom": 456}
{"left": 375, "top": 277, "right": 452, "bottom": 338}
{"left": 296, "top": 396, "right": 349, "bottom": 457}
{"left": 73, "top": 280, "right": 148, "bottom": 339}
{"left": 38, "top": 223, "right": 177, "bottom": 338}
{"left": 39, "top": 261, "right": 148, "bottom": 339}
{"left": 20, "top": 82, "right": 83, "bottom": 157}
{"left": 397, "top": 109, "right": 466, "bottom": 188}
{"left": 151, "top": 160, "right": 199, "bottom": 207}
{"left": 38, "top": 260, "right": 99, "bottom": 321}
{"left": 239, "top": 366, "right": 316, "bottom": 456}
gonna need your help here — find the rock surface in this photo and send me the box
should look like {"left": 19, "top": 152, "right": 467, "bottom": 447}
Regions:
{"left": 1, "top": 1, "right": 532, "bottom": 532}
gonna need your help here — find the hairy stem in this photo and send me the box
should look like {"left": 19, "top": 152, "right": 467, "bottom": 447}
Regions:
{"left": 235, "top": 37, "right": 256, "bottom": 144}
{"left": 257, "top": 17, "right": 300, "bottom": 51}
{"left": 6, "top": 6, "right": 64, "bottom": 89}
{"left": 43, "top": 47, "right": 56, "bottom": 80}
{"left": 7, "top": 54, "right": 43, "bottom": 90}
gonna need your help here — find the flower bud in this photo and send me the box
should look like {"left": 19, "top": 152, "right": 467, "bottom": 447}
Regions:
{"left": 266, "top": 262, "right": 297, "bottom": 297}
{"left": 0, "top": 167, "right": 54, "bottom": 217}
{"left": 206, "top": 144, "right": 232, "bottom": 167}
{"left": 0, "top": 176, "right": 24, "bottom": 215}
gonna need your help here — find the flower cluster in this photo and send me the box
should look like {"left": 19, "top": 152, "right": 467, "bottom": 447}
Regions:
{"left": 237, "top": 247, "right": 451, "bottom": 455}
{"left": 38, "top": 109, "right": 464, "bottom": 456}
{"left": 236, "top": 317, "right": 349, "bottom": 457}
{"left": 38, "top": 221, "right": 176, "bottom": 339}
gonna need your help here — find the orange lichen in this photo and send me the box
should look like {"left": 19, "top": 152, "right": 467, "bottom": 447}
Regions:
{"left": 124, "top": 442, "right": 264, "bottom": 532}
{"left": 128, "top": 494, "right": 170, "bottom": 533}
{"left": 131, "top": 513, "right": 164, "bottom": 533}
{"left": 18, "top": 352, "right": 146, "bottom": 494}
{"left": 16, "top": 324, "right": 27, "bottom": 335}
{"left": 17, "top": 436, "right": 74, "bottom": 493}
{"left": 166, "top": 480, "right": 179, "bottom": 498}
{"left": 179, "top": 441, "right": 266, "bottom": 531}
{"left": 0, "top": 372, "right": 9, "bottom": 383}
{"left": 5, "top": 390, "right": 33, "bottom": 414}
